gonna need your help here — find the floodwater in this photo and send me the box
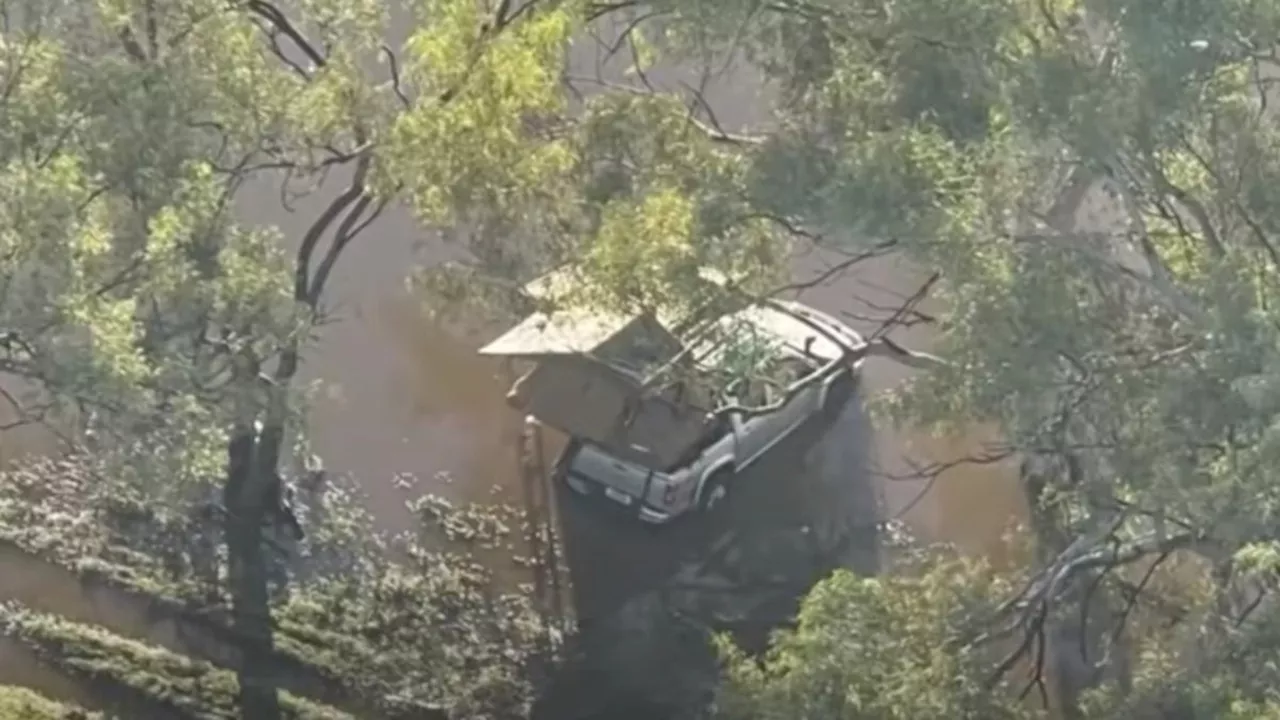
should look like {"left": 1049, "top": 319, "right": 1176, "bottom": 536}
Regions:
{"left": 0, "top": 199, "right": 1029, "bottom": 565}
{"left": 0, "top": 4, "right": 1031, "bottom": 588}
{"left": 286, "top": 224, "right": 1028, "bottom": 560}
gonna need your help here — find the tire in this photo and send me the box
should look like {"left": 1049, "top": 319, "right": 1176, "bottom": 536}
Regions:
{"left": 561, "top": 472, "right": 594, "bottom": 498}
{"left": 822, "top": 369, "right": 855, "bottom": 418}
{"left": 699, "top": 468, "right": 734, "bottom": 513}
{"left": 555, "top": 441, "right": 592, "bottom": 498}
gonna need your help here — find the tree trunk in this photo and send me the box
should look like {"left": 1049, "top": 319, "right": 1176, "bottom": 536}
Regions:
{"left": 1021, "top": 454, "right": 1133, "bottom": 718}
{"left": 224, "top": 423, "right": 283, "bottom": 720}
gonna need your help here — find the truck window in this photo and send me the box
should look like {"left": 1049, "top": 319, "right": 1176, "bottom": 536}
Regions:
{"left": 780, "top": 356, "right": 816, "bottom": 383}
{"left": 667, "top": 414, "right": 731, "bottom": 470}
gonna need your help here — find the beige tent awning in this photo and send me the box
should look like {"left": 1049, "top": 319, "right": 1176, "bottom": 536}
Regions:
{"left": 506, "top": 355, "right": 716, "bottom": 470}
{"left": 477, "top": 308, "right": 639, "bottom": 358}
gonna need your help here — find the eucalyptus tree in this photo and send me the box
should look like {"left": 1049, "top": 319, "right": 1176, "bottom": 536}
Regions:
{"left": 3, "top": 0, "right": 857, "bottom": 714}
{"left": 0, "top": 0, "right": 589, "bottom": 716}
{"left": 348, "top": 0, "right": 1280, "bottom": 711}
{"left": 588, "top": 0, "right": 1280, "bottom": 715}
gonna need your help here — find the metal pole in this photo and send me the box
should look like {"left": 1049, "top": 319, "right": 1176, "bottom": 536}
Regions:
{"left": 520, "top": 415, "right": 552, "bottom": 656}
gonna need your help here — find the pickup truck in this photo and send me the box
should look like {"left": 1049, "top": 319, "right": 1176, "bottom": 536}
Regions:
{"left": 557, "top": 300, "right": 862, "bottom": 524}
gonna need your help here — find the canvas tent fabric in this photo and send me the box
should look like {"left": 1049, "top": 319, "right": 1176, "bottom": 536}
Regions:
{"left": 479, "top": 301, "right": 705, "bottom": 468}
{"left": 478, "top": 306, "right": 683, "bottom": 370}
{"left": 506, "top": 355, "right": 716, "bottom": 470}
{"left": 477, "top": 308, "right": 639, "bottom": 358}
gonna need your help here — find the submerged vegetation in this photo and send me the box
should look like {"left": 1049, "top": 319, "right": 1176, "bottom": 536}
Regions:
{"left": 0, "top": 685, "right": 100, "bottom": 720}
{"left": 3, "top": 607, "right": 352, "bottom": 720}
{"left": 0, "top": 450, "right": 547, "bottom": 719}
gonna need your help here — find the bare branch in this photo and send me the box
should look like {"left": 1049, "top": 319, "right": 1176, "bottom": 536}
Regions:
{"left": 586, "top": 0, "right": 642, "bottom": 22}
{"left": 713, "top": 302, "right": 947, "bottom": 420}
{"left": 381, "top": 45, "right": 412, "bottom": 108}
{"left": 307, "top": 193, "right": 387, "bottom": 306}
{"left": 0, "top": 382, "right": 70, "bottom": 445}
{"left": 563, "top": 75, "right": 767, "bottom": 145}
{"left": 1018, "top": 608, "right": 1050, "bottom": 709}
{"left": 878, "top": 446, "right": 1018, "bottom": 483}
{"left": 863, "top": 336, "right": 947, "bottom": 369}
{"left": 1111, "top": 548, "right": 1173, "bottom": 644}
{"left": 294, "top": 153, "right": 371, "bottom": 305}
{"left": 868, "top": 272, "right": 938, "bottom": 341}
{"left": 245, "top": 0, "right": 326, "bottom": 70}
{"left": 979, "top": 527, "right": 1199, "bottom": 674}
{"left": 768, "top": 238, "right": 901, "bottom": 296}
{"left": 119, "top": 25, "right": 148, "bottom": 63}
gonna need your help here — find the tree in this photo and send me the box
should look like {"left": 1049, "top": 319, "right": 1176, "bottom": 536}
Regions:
{"left": 1, "top": 0, "right": 584, "bottom": 716}
{"left": 8, "top": 0, "right": 861, "bottom": 715}
{"left": 565, "top": 0, "right": 1280, "bottom": 716}
{"left": 714, "top": 549, "right": 1036, "bottom": 720}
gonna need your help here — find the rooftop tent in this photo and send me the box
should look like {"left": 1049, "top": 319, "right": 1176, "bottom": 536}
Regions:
{"left": 478, "top": 303, "right": 714, "bottom": 470}
{"left": 477, "top": 307, "right": 639, "bottom": 358}
{"left": 504, "top": 354, "right": 718, "bottom": 470}
{"left": 477, "top": 307, "right": 685, "bottom": 376}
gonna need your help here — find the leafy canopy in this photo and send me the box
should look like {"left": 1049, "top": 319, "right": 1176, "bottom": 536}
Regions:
{"left": 715, "top": 553, "right": 1034, "bottom": 720}
{"left": 616, "top": 0, "right": 1280, "bottom": 714}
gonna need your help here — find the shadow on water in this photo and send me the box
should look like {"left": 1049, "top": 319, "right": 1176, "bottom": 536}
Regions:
{"left": 554, "top": 389, "right": 876, "bottom": 626}
{"left": 535, "top": 391, "right": 882, "bottom": 720}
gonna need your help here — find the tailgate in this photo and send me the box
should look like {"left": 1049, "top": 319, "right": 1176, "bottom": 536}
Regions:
{"left": 568, "top": 442, "right": 664, "bottom": 506}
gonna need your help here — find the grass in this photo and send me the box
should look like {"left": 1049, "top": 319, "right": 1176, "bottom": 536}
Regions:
{"left": 0, "top": 455, "right": 548, "bottom": 719}
{"left": 0, "top": 685, "right": 100, "bottom": 719}
{"left": 1, "top": 606, "right": 352, "bottom": 720}
{"left": 269, "top": 556, "right": 544, "bottom": 719}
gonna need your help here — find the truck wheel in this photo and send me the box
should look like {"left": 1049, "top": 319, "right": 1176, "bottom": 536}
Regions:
{"left": 553, "top": 440, "right": 583, "bottom": 491}
{"left": 822, "top": 370, "right": 855, "bottom": 418}
{"left": 699, "top": 468, "right": 733, "bottom": 513}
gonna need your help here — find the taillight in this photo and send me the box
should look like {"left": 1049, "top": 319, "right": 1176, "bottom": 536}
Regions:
{"left": 662, "top": 483, "right": 678, "bottom": 506}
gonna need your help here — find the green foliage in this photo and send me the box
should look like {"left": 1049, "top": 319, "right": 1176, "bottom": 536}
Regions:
{"left": 0, "top": 0, "right": 312, "bottom": 503}
{"left": 715, "top": 553, "right": 1036, "bottom": 720}
{"left": 0, "top": 0, "right": 820, "bottom": 717}
{"left": 39, "top": 0, "right": 1280, "bottom": 716}
{"left": 410, "top": 40, "right": 788, "bottom": 329}
{"left": 0, "top": 685, "right": 100, "bottom": 720}
{"left": 0, "top": 452, "right": 199, "bottom": 597}
{"left": 387, "top": 0, "right": 580, "bottom": 222}
{"left": 1078, "top": 596, "right": 1280, "bottom": 719}
{"left": 1, "top": 606, "right": 351, "bottom": 720}
{"left": 0, "top": 444, "right": 545, "bottom": 718}
{"left": 276, "top": 552, "right": 545, "bottom": 720}
{"left": 602, "top": 0, "right": 1280, "bottom": 715}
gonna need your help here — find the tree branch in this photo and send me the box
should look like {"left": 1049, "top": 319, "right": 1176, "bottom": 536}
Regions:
{"left": 563, "top": 75, "right": 768, "bottom": 145}
{"left": 767, "top": 238, "right": 902, "bottom": 296}
{"left": 307, "top": 194, "right": 389, "bottom": 306}
{"left": 381, "top": 45, "right": 411, "bottom": 108}
{"left": 245, "top": 0, "right": 326, "bottom": 70}
{"left": 294, "top": 154, "right": 370, "bottom": 305}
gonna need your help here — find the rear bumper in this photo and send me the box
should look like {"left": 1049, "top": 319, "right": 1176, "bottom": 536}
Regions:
{"left": 637, "top": 505, "right": 673, "bottom": 524}
{"left": 563, "top": 471, "right": 675, "bottom": 524}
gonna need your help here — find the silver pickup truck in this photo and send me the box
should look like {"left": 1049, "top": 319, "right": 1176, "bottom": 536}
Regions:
{"left": 557, "top": 300, "right": 862, "bottom": 524}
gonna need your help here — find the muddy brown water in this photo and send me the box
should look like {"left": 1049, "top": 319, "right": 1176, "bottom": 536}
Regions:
{"left": 0, "top": 1, "right": 1030, "bottom": 567}
{"left": 289, "top": 240, "right": 1029, "bottom": 571}
{"left": 0, "top": 18, "right": 1031, "bottom": 709}
{"left": 0, "top": 241, "right": 1028, "bottom": 558}
{"left": 0, "top": 161, "right": 1030, "bottom": 720}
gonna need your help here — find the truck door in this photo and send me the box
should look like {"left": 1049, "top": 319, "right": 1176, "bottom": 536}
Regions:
{"left": 728, "top": 376, "right": 783, "bottom": 466}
